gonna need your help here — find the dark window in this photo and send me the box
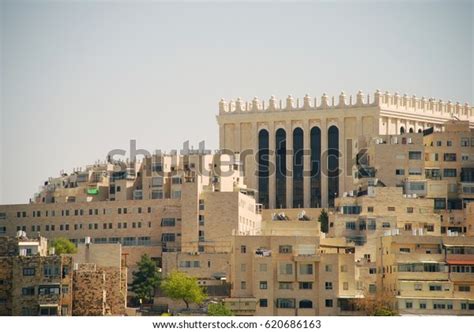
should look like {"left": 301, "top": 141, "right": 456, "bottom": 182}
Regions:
{"left": 259, "top": 299, "right": 268, "bottom": 307}
{"left": 293, "top": 127, "right": 304, "bottom": 208}
{"left": 275, "top": 128, "right": 287, "bottom": 208}
{"left": 258, "top": 129, "right": 269, "bottom": 208}
{"left": 310, "top": 127, "right": 322, "bottom": 208}
{"left": 328, "top": 126, "right": 339, "bottom": 207}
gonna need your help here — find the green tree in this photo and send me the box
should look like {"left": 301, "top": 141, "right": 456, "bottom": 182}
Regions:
{"left": 50, "top": 237, "right": 77, "bottom": 255}
{"left": 318, "top": 209, "right": 329, "bottom": 233}
{"left": 131, "top": 254, "right": 161, "bottom": 304}
{"left": 160, "top": 271, "right": 206, "bottom": 309}
{"left": 207, "top": 303, "right": 233, "bottom": 316}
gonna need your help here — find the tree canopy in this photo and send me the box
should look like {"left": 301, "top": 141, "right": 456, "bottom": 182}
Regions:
{"left": 207, "top": 303, "right": 233, "bottom": 316}
{"left": 160, "top": 271, "right": 206, "bottom": 309}
{"left": 131, "top": 254, "right": 161, "bottom": 303}
{"left": 50, "top": 237, "right": 77, "bottom": 255}
{"left": 318, "top": 209, "right": 329, "bottom": 233}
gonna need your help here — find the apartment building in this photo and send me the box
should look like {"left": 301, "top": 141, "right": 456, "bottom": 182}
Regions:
{"left": 225, "top": 234, "right": 359, "bottom": 316}
{"left": 376, "top": 235, "right": 474, "bottom": 315}
{"left": 0, "top": 235, "right": 73, "bottom": 316}
{"left": 0, "top": 152, "right": 262, "bottom": 283}
{"left": 0, "top": 235, "right": 128, "bottom": 316}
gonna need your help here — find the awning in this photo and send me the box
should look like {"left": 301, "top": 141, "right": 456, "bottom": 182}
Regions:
{"left": 447, "top": 259, "right": 474, "bottom": 265}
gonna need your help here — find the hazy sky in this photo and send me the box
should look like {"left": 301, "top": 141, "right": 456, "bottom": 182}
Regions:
{"left": 0, "top": 0, "right": 473, "bottom": 204}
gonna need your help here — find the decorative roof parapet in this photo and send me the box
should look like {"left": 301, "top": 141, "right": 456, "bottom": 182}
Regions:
{"left": 218, "top": 90, "right": 473, "bottom": 120}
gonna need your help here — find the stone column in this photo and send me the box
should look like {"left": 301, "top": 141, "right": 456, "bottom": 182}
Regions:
{"left": 268, "top": 122, "right": 276, "bottom": 209}
{"left": 321, "top": 118, "right": 328, "bottom": 208}
{"left": 286, "top": 121, "right": 293, "bottom": 208}
{"left": 303, "top": 120, "right": 311, "bottom": 208}
{"left": 234, "top": 122, "right": 241, "bottom": 153}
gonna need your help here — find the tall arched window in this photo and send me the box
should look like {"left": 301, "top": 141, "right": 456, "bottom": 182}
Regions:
{"left": 310, "top": 127, "right": 321, "bottom": 208}
{"left": 275, "top": 128, "right": 286, "bottom": 208}
{"left": 400, "top": 126, "right": 405, "bottom": 134}
{"left": 293, "top": 127, "right": 304, "bottom": 208}
{"left": 418, "top": 128, "right": 423, "bottom": 133}
{"left": 409, "top": 127, "right": 414, "bottom": 133}
{"left": 258, "top": 129, "right": 269, "bottom": 208}
{"left": 328, "top": 125, "right": 339, "bottom": 208}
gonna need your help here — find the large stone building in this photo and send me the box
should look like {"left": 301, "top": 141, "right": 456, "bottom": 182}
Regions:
{"left": 217, "top": 91, "right": 473, "bottom": 209}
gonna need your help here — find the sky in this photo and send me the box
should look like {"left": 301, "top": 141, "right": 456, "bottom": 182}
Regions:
{"left": 0, "top": 0, "right": 473, "bottom": 204}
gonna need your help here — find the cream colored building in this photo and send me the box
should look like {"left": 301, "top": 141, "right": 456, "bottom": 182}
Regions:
{"left": 217, "top": 91, "right": 473, "bottom": 209}
{"left": 376, "top": 235, "right": 474, "bottom": 315}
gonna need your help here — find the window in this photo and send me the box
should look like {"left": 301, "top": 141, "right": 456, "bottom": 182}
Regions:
{"left": 345, "top": 221, "right": 356, "bottom": 230}
{"left": 408, "top": 168, "right": 422, "bottom": 176}
{"left": 343, "top": 282, "right": 349, "bottom": 290}
{"left": 325, "top": 282, "right": 333, "bottom": 290}
{"left": 259, "top": 299, "right": 268, "bottom": 307}
{"left": 340, "top": 265, "right": 348, "bottom": 272}
{"left": 279, "top": 263, "right": 293, "bottom": 275}
{"left": 151, "top": 176, "right": 163, "bottom": 187}
{"left": 122, "top": 237, "right": 136, "bottom": 246}
{"left": 419, "top": 303, "right": 427, "bottom": 309}
{"left": 369, "top": 284, "right": 377, "bottom": 293}
{"left": 161, "top": 218, "right": 176, "bottom": 227}
{"left": 152, "top": 190, "right": 163, "bottom": 199}
{"left": 259, "top": 264, "right": 267, "bottom": 272}
{"left": 299, "top": 300, "right": 313, "bottom": 309}
{"left": 409, "top": 182, "right": 425, "bottom": 191}
{"left": 400, "top": 248, "right": 410, "bottom": 253}
{"left": 276, "top": 298, "right": 295, "bottom": 309}
{"left": 44, "top": 265, "right": 60, "bottom": 277}
{"left": 39, "top": 306, "right": 58, "bottom": 316}
{"left": 387, "top": 207, "right": 395, "bottom": 212}
{"left": 414, "top": 283, "right": 422, "bottom": 291}
{"left": 21, "top": 287, "right": 35, "bottom": 296}
{"left": 459, "top": 285, "right": 471, "bottom": 292}
{"left": 38, "top": 285, "right": 60, "bottom": 295}
{"left": 299, "top": 264, "right": 313, "bottom": 275}
{"left": 259, "top": 281, "right": 268, "bottom": 290}
{"left": 433, "top": 303, "right": 446, "bottom": 310}
{"left": 240, "top": 245, "right": 247, "bottom": 254}
{"left": 444, "top": 168, "right": 460, "bottom": 179}
{"left": 369, "top": 268, "right": 377, "bottom": 275}
{"left": 240, "top": 281, "right": 246, "bottom": 290}
{"left": 137, "top": 237, "right": 151, "bottom": 246}
{"left": 61, "top": 285, "right": 69, "bottom": 294}
{"left": 444, "top": 153, "right": 457, "bottom": 162}
{"left": 299, "top": 282, "right": 312, "bottom": 290}
{"left": 325, "top": 265, "right": 332, "bottom": 272}
{"left": 408, "top": 151, "right": 422, "bottom": 160}
{"left": 279, "top": 245, "right": 292, "bottom": 254}
{"left": 395, "top": 169, "right": 405, "bottom": 176}
{"left": 429, "top": 285, "right": 442, "bottom": 291}
{"left": 161, "top": 233, "right": 175, "bottom": 242}
{"left": 406, "top": 301, "right": 413, "bottom": 309}
{"left": 279, "top": 282, "right": 293, "bottom": 290}
{"left": 342, "top": 206, "right": 362, "bottom": 214}
{"left": 199, "top": 199, "right": 205, "bottom": 210}
{"left": 325, "top": 299, "right": 333, "bottom": 308}
{"left": 367, "top": 206, "right": 374, "bottom": 213}
{"left": 171, "top": 191, "right": 181, "bottom": 199}
{"left": 382, "top": 222, "right": 391, "bottom": 228}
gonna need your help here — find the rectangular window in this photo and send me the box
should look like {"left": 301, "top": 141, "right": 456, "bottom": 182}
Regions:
{"left": 241, "top": 281, "right": 246, "bottom": 290}
{"left": 44, "top": 265, "right": 60, "bottom": 277}
{"left": 459, "top": 285, "right": 471, "bottom": 292}
{"left": 325, "top": 282, "right": 333, "bottom": 290}
{"left": 276, "top": 298, "right": 295, "bottom": 309}
{"left": 259, "top": 281, "right": 268, "bottom": 290}
{"left": 38, "top": 285, "right": 60, "bottom": 295}
{"left": 299, "top": 282, "right": 312, "bottom": 290}
{"left": 299, "top": 264, "right": 313, "bottom": 275}
{"left": 429, "top": 285, "right": 442, "bottom": 291}
{"left": 161, "top": 233, "right": 175, "bottom": 242}
{"left": 259, "top": 264, "right": 267, "bottom": 272}
{"left": 240, "top": 245, "right": 246, "bottom": 254}
{"left": 161, "top": 218, "right": 176, "bottom": 227}
{"left": 279, "top": 282, "right": 293, "bottom": 290}
{"left": 395, "top": 169, "right": 405, "bottom": 175}
{"left": 279, "top": 245, "right": 292, "bottom": 254}
{"left": 259, "top": 299, "right": 268, "bottom": 307}
{"left": 408, "top": 151, "right": 422, "bottom": 160}
{"left": 279, "top": 263, "right": 293, "bottom": 275}
{"left": 21, "top": 287, "right": 35, "bottom": 296}
{"left": 443, "top": 168, "right": 458, "bottom": 178}
{"left": 444, "top": 153, "right": 457, "bottom": 162}
{"left": 325, "top": 299, "right": 333, "bottom": 308}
